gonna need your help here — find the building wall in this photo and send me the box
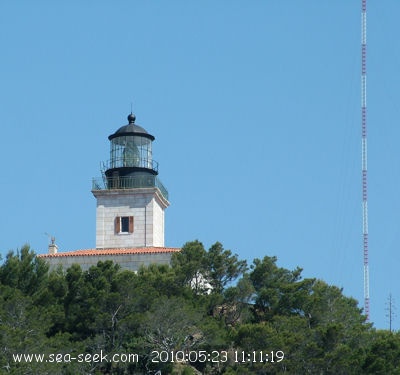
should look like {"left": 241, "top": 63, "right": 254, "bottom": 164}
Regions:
{"left": 93, "top": 188, "right": 168, "bottom": 249}
{"left": 152, "top": 198, "right": 165, "bottom": 246}
{"left": 43, "top": 252, "right": 174, "bottom": 272}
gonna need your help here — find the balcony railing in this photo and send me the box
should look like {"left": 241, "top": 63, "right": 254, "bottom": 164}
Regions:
{"left": 92, "top": 175, "right": 169, "bottom": 201}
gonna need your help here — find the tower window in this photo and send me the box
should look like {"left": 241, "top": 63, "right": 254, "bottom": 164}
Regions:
{"left": 121, "top": 217, "right": 130, "bottom": 232}
{"left": 115, "top": 216, "right": 134, "bottom": 234}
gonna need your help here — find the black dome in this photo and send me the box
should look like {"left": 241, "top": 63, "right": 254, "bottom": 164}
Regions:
{"left": 108, "top": 114, "right": 155, "bottom": 141}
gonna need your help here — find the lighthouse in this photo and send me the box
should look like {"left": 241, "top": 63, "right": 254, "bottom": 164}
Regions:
{"left": 92, "top": 113, "right": 169, "bottom": 249}
{"left": 38, "top": 112, "right": 178, "bottom": 272}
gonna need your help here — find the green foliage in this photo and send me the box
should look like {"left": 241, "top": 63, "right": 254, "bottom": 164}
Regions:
{"left": 140, "top": 296, "right": 203, "bottom": 353}
{"left": 0, "top": 244, "right": 49, "bottom": 295}
{"left": 362, "top": 330, "right": 400, "bottom": 374}
{"left": 172, "top": 241, "right": 247, "bottom": 296}
{"left": 172, "top": 240, "right": 208, "bottom": 294}
{"left": 0, "top": 242, "right": 386, "bottom": 374}
{"left": 250, "top": 255, "right": 315, "bottom": 320}
{"left": 222, "top": 276, "right": 254, "bottom": 325}
{"left": 206, "top": 242, "right": 247, "bottom": 295}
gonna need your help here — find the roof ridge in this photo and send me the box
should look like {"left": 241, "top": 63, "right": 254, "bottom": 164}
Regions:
{"left": 38, "top": 247, "right": 181, "bottom": 258}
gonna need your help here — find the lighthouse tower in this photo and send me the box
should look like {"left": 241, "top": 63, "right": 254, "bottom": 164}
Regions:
{"left": 92, "top": 113, "right": 169, "bottom": 249}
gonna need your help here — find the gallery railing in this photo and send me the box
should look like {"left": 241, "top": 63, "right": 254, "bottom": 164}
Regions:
{"left": 92, "top": 175, "right": 169, "bottom": 201}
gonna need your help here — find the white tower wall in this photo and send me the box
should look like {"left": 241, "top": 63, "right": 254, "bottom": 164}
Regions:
{"left": 93, "top": 187, "right": 169, "bottom": 249}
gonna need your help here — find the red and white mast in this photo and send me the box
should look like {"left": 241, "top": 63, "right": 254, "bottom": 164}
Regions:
{"left": 361, "top": 0, "right": 370, "bottom": 321}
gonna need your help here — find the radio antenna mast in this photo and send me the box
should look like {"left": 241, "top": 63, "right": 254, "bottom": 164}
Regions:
{"left": 361, "top": 0, "right": 370, "bottom": 321}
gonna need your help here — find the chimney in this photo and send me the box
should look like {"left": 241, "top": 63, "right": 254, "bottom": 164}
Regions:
{"left": 48, "top": 237, "right": 58, "bottom": 254}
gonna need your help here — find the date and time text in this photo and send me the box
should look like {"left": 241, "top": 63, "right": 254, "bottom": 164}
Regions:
{"left": 151, "top": 350, "right": 284, "bottom": 364}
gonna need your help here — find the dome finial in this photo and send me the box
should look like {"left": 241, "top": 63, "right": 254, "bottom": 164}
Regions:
{"left": 127, "top": 113, "right": 136, "bottom": 124}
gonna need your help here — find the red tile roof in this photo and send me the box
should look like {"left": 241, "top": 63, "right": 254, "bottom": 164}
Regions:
{"left": 38, "top": 247, "right": 181, "bottom": 258}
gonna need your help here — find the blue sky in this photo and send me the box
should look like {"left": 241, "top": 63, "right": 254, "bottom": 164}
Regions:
{"left": 1, "top": 1, "right": 400, "bottom": 330}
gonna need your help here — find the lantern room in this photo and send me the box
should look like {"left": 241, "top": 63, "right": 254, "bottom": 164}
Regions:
{"left": 105, "top": 113, "right": 158, "bottom": 179}
{"left": 92, "top": 112, "right": 168, "bottom": 199}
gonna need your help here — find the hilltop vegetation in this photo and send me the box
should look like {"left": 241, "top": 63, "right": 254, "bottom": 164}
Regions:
{"left": 0, "top": 242, "right": 399, "bottom": 374}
